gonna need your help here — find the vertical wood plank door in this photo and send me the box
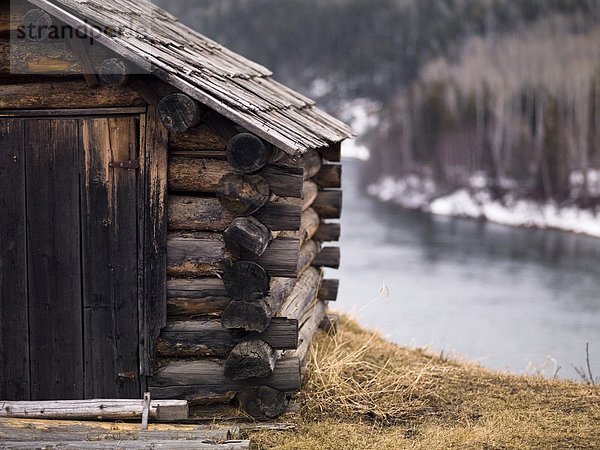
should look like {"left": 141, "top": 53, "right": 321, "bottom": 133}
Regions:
{"left": 80, "top": 117, "right": 141, "bottom": 398}
{"left": 0, "top": 114, "right": 141, "bottom": 400}
{"left": 0, "top": 119, "right": 30, "bottom": 400}
{"left": 25, "top": 119, "right": 84, "bottom": 400}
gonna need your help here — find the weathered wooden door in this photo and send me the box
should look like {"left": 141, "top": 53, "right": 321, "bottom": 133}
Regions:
{"left": 0, "top": 114, "right": 141, "bottom": 400}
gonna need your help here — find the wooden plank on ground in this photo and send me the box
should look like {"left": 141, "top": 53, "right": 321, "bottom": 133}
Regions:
{"left": 0, "top": 400, "right": 188, "bottom": 421}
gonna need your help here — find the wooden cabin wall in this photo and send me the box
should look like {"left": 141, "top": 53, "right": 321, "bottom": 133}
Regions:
{"left": 147, "top": 107, "right": 342, "bottom": 418}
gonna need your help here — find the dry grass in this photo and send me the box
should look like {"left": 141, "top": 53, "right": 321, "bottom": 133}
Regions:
{"left": 248, "top": 316, "right": 600, "bottom": 449}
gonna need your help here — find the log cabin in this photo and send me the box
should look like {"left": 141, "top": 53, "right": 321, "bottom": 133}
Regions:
{"left": 0, "top": 0, "right": 352, "bottom": 419}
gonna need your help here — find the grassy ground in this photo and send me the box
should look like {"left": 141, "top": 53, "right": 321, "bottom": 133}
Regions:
{"left": 247, "top": 316, "right": 600, "bottom": 449}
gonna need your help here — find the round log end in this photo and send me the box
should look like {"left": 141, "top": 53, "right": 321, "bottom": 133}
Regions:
{"left": 22, "top": 9, "right": 53, "bottom": 41}
{"left": 223, "top": 261, "right": 270, "bottom": 302}
{"left": 98, "top": 58, "right": 130, "bottom": 85}
{"left": 227, "top": 133, "right": 272, "bottom": 174}
{"left": 217, "top": 173, "right": 270, "bottom": 216}
{"left": 158, "top": 93, "right": 201, "bottom": 133}
{"left": 223, "top": 217, "right": 272, "bottom": 258}
{"left": 221, "top": 300, "right": 271, "bottom": 333}
{"left": 224, "top": 340, "right": 276, "bottom": 380}
{"left": 236, "top": 386, "right": 291, "bottom": 420}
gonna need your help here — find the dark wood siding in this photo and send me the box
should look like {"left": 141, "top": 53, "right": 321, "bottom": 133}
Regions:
{"left": 81, "top": 117, "right": 141, "bottom": 398}
{"left": 0, "top": 112, "right": 147, "bottom": 400}
{"left": 0, "top": 119, "right": 30, "bottom": 400}
{"left": 25, "top": 119, "right": 84, "bottom": 400}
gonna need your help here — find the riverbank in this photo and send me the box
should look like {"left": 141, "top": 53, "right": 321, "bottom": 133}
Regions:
{"left": 248, "top": 316, "right": 600, "bottom": 449}
{"left": 367, "top": 174, "right": 600, "bottom": 238}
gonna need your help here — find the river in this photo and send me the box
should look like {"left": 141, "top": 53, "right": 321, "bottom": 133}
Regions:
{"left": 334, "top": 159, "right": 600, "bottom": 380}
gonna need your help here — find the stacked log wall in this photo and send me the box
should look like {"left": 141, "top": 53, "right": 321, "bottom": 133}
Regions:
{"left": 137, "top": 95, "right": 342, "bottom": 419}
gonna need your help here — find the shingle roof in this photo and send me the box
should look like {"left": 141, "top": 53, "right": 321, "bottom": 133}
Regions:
{"left": 29, "top": 0, "right": 354, "bottom": 155}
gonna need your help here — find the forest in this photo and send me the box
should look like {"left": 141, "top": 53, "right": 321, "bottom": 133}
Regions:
{"left": 154, "top": 0, "right": 600, "bottom": 207}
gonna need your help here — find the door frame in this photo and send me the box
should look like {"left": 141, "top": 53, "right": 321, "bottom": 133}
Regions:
{"left": 0, "top": 105, "right": 168, "bottom": 397}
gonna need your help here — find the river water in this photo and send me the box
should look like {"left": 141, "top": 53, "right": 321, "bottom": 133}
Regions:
{"left": 334, "top": 159, "right": 600, "bottom": 380}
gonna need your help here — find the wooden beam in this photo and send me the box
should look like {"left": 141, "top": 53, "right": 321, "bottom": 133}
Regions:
{"left": 312, "top": 190, "right": 343, "bottom": 219}
{"left": 148, "top": 358, "right": 301, "bottom": 403}
{"left": 280, "top": 149, "right": 322, "bottom": 179}
{"left": 223, "top": 261, "right": 270, "bottom": 302}
{"left": 0, "top": 418, "right": 231, "bottom": 443}
{"left": 168, "top": 157, "right": 303, "bottom": 198}
{"left": 217, "top": 173, "right": 270, "bottom": 216}
{"left": 318, "top": 279, "right": 340, "bottom": 302}
{"left": 157, "top": 318, "right": 297, "bottom": 358}
{"left": 301, "top": 180, "right": 319, "bottom": 211}
{"left": 167, "top": 278, "right": 230, "bottom": 319}
{"left": 68, "top": 34, "right": 99, "bottom": 87}
{"left": 224, "top": 217, "right": 272, "bottom": 258}
{"left": 314, "top": 222, "right": 341, "bottom": 242}
{"left": 235, "top": 386, "right": 290, "bottom": 420}
{"left": 168, "top": 195, "right": 302, "bottom": 232}
{"left": 0, "top": 441, "right": 250, "bottom": 449}
{"left": 224, "top": 340, "right": 276, "bottom": 380}
{"left": 221, "top": 278, "right": 296, "bottom": 332}
{"left": 158, "top": 93, "right": 201, "bottom": 133}
{"left": 0, "top": 81, "right": 144, "bottom": 109}
{"left": 319, "top": 142, "right": 342, "bottom": 162}
{"left": 226, "top": 133, "right": 278, "bottom": 174}
{"left": 313, "top": 247, "right": 341, "bottom": 269}
{"left": 313, "top": 163, "right": 342, "bottom": 188}
{"left": 0, "top": 400, "right": 188, "bottom": 421}
{"left": 166, "top": 233, "right": 299, "bottom": 278}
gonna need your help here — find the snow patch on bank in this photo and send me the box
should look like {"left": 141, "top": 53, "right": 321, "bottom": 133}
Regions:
{"left": 368, "top": 174, "right": 600, "bottom": 238}
{"left": 339, "top": 98, "right": 380, "bottom": 160}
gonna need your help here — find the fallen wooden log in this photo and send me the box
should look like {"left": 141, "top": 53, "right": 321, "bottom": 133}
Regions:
{"left": 167, "top": 278, "right": 230, "bottom": 318}
{"left": 280, "top": 149, "right": 322, "bottom": 179}
{"left": 217, "top": 173, "right": 270, "bottom": 215}
{"left": 0, "top": 417, "right": 230, "bottom": 442}
{"left": 235, "top": 386, "right": 291, "bottom": 421}
{"left": 0, "top": 400, "right": 188, "bottom": 421}
{"left": 221, "top": 278, "right": 296, "bottom": 332}
{"left": 166, "top": 233, "right": 299, "bottom": 278}
{"left": 223, "top": 261, "right": 271, "bottom": 301}
{"left": 312, "top": 190, "right": 343, "bottom": 219}
{"left": 318, "top": 279, "right": 340, "bottom": 302}
{"left": 224, "top": 217, "right": 273, "bottom": 258}
{"left": 313, "top": 164, "right": 342, "bottom": 188}
{"left": 168, "top": 196, "right": 301, "bottom": 232}
{"left": 312, "top": 246, "right": 341, "bottom": 269}
{"left": 148, "top": 358, "right": 301, "bottom": 403}
{"left": 168, "top": 157, "right": 303, "bottom": 198}
{"left": 314, "top": 222, "right": 341, "bottom": 242}
{"left": 156, "top": 318, "right": 298, "bottom": 358}
{"left": 226, "top": 133, "right": 282, "bottom": 173}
